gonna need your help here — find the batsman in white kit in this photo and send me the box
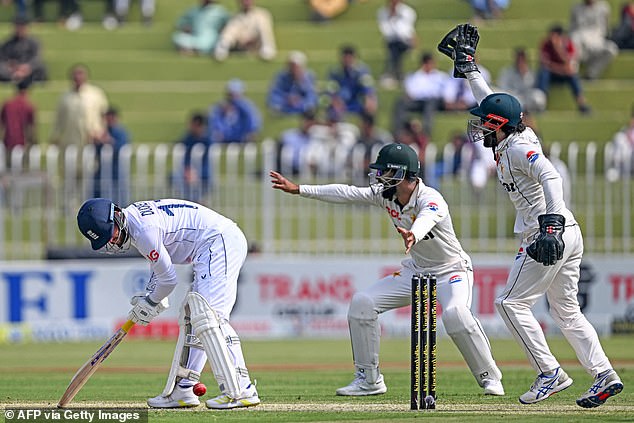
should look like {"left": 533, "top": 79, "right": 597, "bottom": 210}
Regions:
{"left": 437, "top": 23, "right": 623, "bottom": 407}
{"left": 77, "top": 198, "right": 260, "bottom": 409}
{"left": 270, "top": 143, "right": 505, "bottom": 397}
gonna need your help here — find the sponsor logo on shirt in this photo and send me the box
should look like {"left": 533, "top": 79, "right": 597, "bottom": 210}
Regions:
{"left": 516, "top": 247, "right": 524, "bottom": 260}
{"left": 449, "top": 275, "right": 462, "bottom": 284}
{"left": 426, "top": 202, "right": 439, "bottom": 212}
{"left": 147, "top": 249, "right": 159, "bottom": 262}
{"left": 526, "top": 151, "right": 539, "bottom": 163}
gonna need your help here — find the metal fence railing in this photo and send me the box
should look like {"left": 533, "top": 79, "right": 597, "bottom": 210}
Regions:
{"left": 0, "top": 139, "right": 631, "bottom": 260}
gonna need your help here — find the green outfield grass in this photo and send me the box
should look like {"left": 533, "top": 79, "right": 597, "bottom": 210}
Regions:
{"left": 1, "top": 336, "right": 632, "bottom": 422}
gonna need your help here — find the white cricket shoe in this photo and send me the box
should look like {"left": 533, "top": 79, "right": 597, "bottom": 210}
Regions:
{"left": 147, "top": 385, "right": 200, "bottom": 408}
{"left": 483, "top": 378, "right": 505, "bottom": 396}
{"left": 576, "top": 369, "right": 623, "bottom": 408}
{"left": 335, "top": 372, "right": 387, "bottom": 396}
{"left": 206, "top": 383, "right": 261, "bottom": 409}
{"left": 519, "top": 367, "right": 573, "bottom": 404}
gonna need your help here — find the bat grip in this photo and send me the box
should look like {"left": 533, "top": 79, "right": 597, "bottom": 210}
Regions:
{"left": 121, "top": 320, "right": 135, "bottom": 332}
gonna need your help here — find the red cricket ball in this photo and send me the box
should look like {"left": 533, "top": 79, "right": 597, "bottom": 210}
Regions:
{"left": 193, "top": 382, "right": 207, "bottom": 397}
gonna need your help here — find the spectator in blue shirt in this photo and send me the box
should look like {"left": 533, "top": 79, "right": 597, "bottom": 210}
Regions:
{"left": 325, "top": 45, "right": 378, "bottom": 121}
{"left": 277, "top": 110, "right": 319, "bottom": 175}
{"left": 208, "top": 79, "right": 261, "bottom": 144}
{"left": 93, "top": 106, "right": 130, "bottom": 205}
{"left": 267, "top": 51, "right": 318, "bottom": 115}
{"left": 173, "top": 112, "right": 212, "bottom": 201}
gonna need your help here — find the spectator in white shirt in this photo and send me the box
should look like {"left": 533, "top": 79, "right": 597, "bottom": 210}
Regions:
{"left": 497, "top": 48, "right": 546, "bottom": 113}
{"left": 569, "top": 0, "right": 618, "bottom": 79}
{"left": 391, "top": 52, "right": 449, "bottom": 136}
{"left": 377, "top": 0, "right": 417, "bottom": 89}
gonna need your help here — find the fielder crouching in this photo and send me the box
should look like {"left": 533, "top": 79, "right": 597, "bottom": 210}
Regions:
{"left": 77, "top": 198, "right": 260, "bottom": 409}
{"left": 270, "top": 143, "right": 505, "bottom": 397}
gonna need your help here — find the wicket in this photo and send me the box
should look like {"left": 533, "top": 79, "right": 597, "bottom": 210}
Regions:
{"left": 410, "top": 273, "right": 437, "bottom": 410}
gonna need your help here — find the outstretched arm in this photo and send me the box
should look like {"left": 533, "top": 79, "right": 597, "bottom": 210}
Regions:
{"left": 270, "top": 170, "right": 300, "bottom": 194}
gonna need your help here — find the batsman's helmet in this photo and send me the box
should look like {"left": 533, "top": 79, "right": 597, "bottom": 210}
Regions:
{"left": 368, "top": 143, "right": 420, "bottom": 194}
{"left": 77, "top": 198, "right": 129, "bottom": 252}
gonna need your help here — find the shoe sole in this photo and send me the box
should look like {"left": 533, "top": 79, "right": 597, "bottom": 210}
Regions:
{"left": 206, "top": 401, "right": 261, "bottom": 409}
{"left": 335, "top": 388, "right": 387, "bottom": 396}
{"left": 576, "top": 382, "right": 624, "bottom": 408}
{"left": 519, "top": 378, "right": 573, "bottom": 404}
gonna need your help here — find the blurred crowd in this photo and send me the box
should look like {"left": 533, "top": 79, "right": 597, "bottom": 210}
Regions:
{"left": 0, "top": 0, "right": 633, "bottom": 201}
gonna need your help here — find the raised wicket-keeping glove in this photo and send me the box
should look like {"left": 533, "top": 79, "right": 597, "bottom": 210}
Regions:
{"left": 437, "top": 23, "right": 480, "bottom": 78}
{"left": 526, "top": 214, "right": 566, "bottom": 266}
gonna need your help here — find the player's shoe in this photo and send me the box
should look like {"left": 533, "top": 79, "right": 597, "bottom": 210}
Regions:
{"left": 576, "top": 369, "right": 623, "bottom": 408}
{"left": 519, "top": 367, "right": 573, "bottom": 404}
{"left": 335, "top": 371, "right": 387, "bottom": 396}
{"left": 147, "top": 385, "right": 200, "bottom": 408}
{"left": 206, "top": 383, "right": 261, "bottom": 409}
{"left": 483, "top": 378, "right": 505, "bottom": 396}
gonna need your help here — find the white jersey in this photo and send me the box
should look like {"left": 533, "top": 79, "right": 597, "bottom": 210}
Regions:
{"left": 466, "top": 70, "right": 576, "bottom": 235}
{"left": 123, "top": 199, "right": 238, "bottom": 302}
{"left": 299, "top": 179, "right": 472, "bottom": 274}
{"left": 496, "top": 128, "right": 576, "bottom": 234}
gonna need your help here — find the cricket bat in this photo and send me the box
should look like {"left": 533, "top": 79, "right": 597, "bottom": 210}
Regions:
{"left": 57, "top": 320, "right": 135, "bottom": 408}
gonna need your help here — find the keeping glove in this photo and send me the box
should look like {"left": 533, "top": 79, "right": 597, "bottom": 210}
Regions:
{"left": 128, "top": 293, "right": 169, "bottom": 326}
{"left": 526, "top": 214, "right": 566, "bottom": 266}
{"left": 437, "top": 23, "right": 480, "bottom": 78}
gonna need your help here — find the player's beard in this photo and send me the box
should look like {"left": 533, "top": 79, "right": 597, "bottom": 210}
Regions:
{"left": 382, "top": 186, "right": 396, "bottom": 199}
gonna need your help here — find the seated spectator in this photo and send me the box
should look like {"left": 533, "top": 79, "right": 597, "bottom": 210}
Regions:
{"left": 606, "top": 105, "right": 634, "bottom": 181}
{"left": 377, "top": 0, "right": 417, "bottom": 89}
{"left": 307, "top": 111, "right": 360, "bottom": 177}
{"left": 391, "top": 52, "right": 449, "bottom": 136}
{"left": 0, "top": 15, "right": 48, "bottom": 84}
{"left": 536, "top": 24, "right": 591, "bottom": 114}
{"left": 32, "top": 0, "right": 82, "bottom": 29}
{"left": 396, "top": 118, "right": 428, "bottom": 161}
{"left": 93, "top": 106, "right": 130, "bottom": 205}
{"left": 497, "top": 47, "right": 546, "bottom": 113}
{"left": 214, "top": 0, "right": 277, "bottom": 62}
{"left": 611, "top": 1, "right": 634, "bottom": 50}
{"left": 0, "top": 78, "right": 35, "bottom": 164}
{"left": 325, "top": 45, "right": 377, "bottom": 121}
{"left": 173, "top": 112, "right": 212, "bottom": 201}
{"left": 277, "top": 110, "right": 319, "bottom": 175}
{"left": 442, "top": 58, "right": 491, "bottom": 112}
{"left": 172, "top": 0, "right": 229, "bottom": 56}
{"left": 351, "top": 112, "right": 393, "bottom": 183}
{"left": 267, "top": 51, "right": 319, "bottom": 115}
{"left": 2, "top": 0, "right": 27, "bottom": 17}
{"left": 466, "top": 0, "right": 509, "bottom": 20}
{"left": 208, "top": 79, "right": 261, "bottom": 144}
{"left": 103, "top": 0, "right": 156, "bottom": 29}
{"left": 569, "top": 0, "right": 618, "bottom": 80}
{"left": 50, "top": 64, "right": 109, "bottom": 148}
{"left": 308, "top": 0, "right": 349, "bottom": 22}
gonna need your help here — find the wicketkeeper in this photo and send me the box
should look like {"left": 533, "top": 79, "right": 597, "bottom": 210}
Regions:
{"left": 270, "top": 143, "right": 505, "bottom": 397}
{"left": 437, "top": 23, "right": 623, "bottom": 407}
{"left": 77, "top": 198, "right": 260, "bottom": 409}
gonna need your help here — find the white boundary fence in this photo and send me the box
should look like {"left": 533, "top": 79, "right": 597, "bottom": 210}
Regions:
{"left": 0, "top": 140, "right": 631, "bottom": 259}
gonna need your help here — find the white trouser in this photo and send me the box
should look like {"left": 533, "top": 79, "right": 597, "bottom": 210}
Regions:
{"left": 347, "top": 259, "right": 501, "bottom": 385}
{"left": 495, "top": 224, "right": 612, "bottom": 377}
{"left": 180, "top": 224, "right": 252, "bottom": 391}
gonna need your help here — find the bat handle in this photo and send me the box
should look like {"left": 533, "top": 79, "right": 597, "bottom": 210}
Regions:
{"left": 121, "top": 320, "right": 135, "bottom": 332}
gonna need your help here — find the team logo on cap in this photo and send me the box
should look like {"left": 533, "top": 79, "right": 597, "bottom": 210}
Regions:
{"left": 526, "top": 151, "right": 539, "bottom": 163}
{"left": 449, "top": 275, "right": 462, "bottom": 284}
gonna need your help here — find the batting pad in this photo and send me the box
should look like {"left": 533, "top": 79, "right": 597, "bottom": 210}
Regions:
{"left": 442, "top": 305, "right": 502, "bottom": 386}
{"left": 188, "top": 292, "right": 241, "bottom": 399}
{"left": 161, "top": 300, "right": 203, "bottom": 397}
